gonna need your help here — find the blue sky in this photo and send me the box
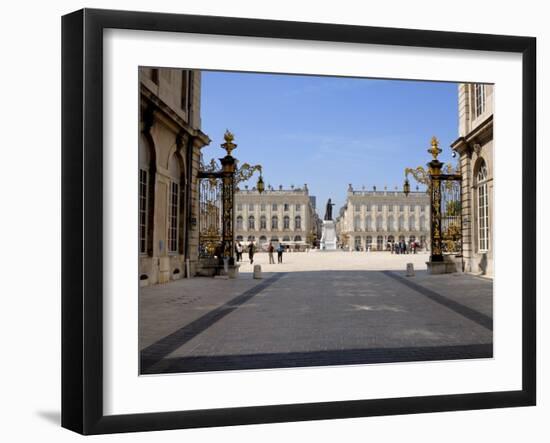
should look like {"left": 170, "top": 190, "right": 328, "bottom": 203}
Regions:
{"left": 200, "top": 70, "right": 459, "bottom": 213}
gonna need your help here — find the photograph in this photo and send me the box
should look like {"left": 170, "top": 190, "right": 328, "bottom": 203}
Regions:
{"left": 138, "top": 67, "right": 494, "bottom": 375}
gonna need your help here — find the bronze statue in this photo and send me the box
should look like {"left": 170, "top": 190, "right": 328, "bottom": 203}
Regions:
{"left": 324, "top": 198, "right": 335, "bottom": 221}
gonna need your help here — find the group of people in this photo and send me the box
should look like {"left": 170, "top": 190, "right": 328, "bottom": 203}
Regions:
{"left": 235, "top": 241, "right": 285, "bottom": 265}
{"left": 391, "top": 240, "right": 419, "bottom": 254}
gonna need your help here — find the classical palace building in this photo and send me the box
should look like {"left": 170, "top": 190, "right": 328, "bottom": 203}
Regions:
{"left": 234, "top": 185, "right": 320, "bottom": 249}
{"left": 451, "top": 83, "right": 494, "bottom": 276}
{"left": 139, "top": 67, "right": 210, "bottom": 285}
{"left": 336, "top": 185, "right": 430, "bottom": 251}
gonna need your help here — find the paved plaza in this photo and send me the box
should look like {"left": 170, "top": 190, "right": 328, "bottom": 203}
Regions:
{"left": 140, "top": 251, "right": 493, "bottom": 374}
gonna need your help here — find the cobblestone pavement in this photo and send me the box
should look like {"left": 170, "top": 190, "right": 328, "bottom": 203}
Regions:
{"left": 140, "top": 251, "right": 493, "bottom": 374}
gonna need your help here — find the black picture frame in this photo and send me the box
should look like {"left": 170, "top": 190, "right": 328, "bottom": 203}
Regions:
{"left": 62, "top": 8, "right": 536, "bottom": 435}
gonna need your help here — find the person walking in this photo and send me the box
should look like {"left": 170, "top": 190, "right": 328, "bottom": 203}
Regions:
{"left": 248, "top": 242, "right": 255, "bottom": 264}
{"left": 277, "top": 243, "right": 284, "bottom": 264}
{"left": 268, "top": 242, "right": 275, "bottom": 264}
{"left": 235, "top": 241, "right": 243, "bottom": 262}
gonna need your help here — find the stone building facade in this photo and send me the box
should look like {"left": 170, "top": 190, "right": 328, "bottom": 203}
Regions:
{"left": 234, "top": 185, "right": 320, "bottom": 249}
{"left": 451, "top": 83, "right": 494, "bottom": 276}
{"left": 336, "top": 185, "right": 430, "bottom": 251}
{"left": 139, "top": 67, "right": 210, "bottom": 285}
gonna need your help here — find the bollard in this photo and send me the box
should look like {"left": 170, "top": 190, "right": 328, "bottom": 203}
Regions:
{"left": 406, "top": 263, "right": 415, "bottom": 277}
{"left": 253, "top": 264, "right": 263, "bottom": 279}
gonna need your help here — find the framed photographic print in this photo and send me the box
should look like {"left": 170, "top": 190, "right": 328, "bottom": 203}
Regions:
{"left": 62, "top": 8, "right": 536, "bottom": 435}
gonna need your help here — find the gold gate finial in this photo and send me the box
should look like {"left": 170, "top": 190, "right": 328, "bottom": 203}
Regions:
{"left": 221, "top": 129, "right": 237, "bottom": 156}
{"left": 428, "top": 136, "right": 442, "bottom": 160}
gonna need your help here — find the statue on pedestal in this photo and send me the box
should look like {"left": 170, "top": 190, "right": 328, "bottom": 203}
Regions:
{"left": 324, "top": 198, "right": 335, "bottom": 221}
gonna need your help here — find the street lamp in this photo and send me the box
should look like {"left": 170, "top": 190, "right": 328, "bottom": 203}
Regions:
{"left": 257, "top": 171, "right": 265, "bottom": 194}
{"left": 403, "top": 178, "right": 410, "bottom": 197}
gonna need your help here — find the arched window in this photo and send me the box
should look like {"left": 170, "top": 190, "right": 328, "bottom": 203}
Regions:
{"left": 376, "top": 235, "right": 383, "bottom": 250}
{"left": 271, "top": 236, "right": 279, "bottom": 243}
{"left": 236, "top": 216, "right": 243, "bottom": 230}
{"left": 388, "top": 235, "right": 395, "bottom": 243}
{"left": 399, "top": 235, "right": 405, "bottom": 242}
{"left": 247, "top": 235, "right": 255, "bottom": 242}
{"left": 259, "top": 235, "right": 267, "bottom": 245}
{"left": 295, "top": 215, "right": 301, "bottom": 230}
{"left": 366, "top": 236, "right": 372, "bottom": 248}
{"left": 283, "top": 215, "right": 290, "bottom": 229}
{"left": 354, "top": 216, "right": 361, "bottom": 231}
{"left": 477, "top": 160, "right": 489, "bottom": 252}
{"left": 168, "top": 153, "right": 181, "bottom": 253}
{"left": 409, "top": 235, "right": 416, "bottom": 243}
{"left": 260, "top": 215, "right": 267, "bottom": 230}
{"left": 248, "top": 215, "right": 255, "bottom": 230}
{"left": 283, "top": 235, "right": 290, "bottom": 242}
{"left": 294, "top": 235, "right": 302, "bottom": 242}
{"left": 236, "top": 235, "right": 243, "bottom": 242}
{"left": 354, "top": 236, "right": 362, "bottom": 249}
{"left": 271, "top": 216, "right": 278, "bottom": 230}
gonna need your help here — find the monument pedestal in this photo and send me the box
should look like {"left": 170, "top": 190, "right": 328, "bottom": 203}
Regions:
{"left": 320, "top": 220, "right": 337, "bottom": 251}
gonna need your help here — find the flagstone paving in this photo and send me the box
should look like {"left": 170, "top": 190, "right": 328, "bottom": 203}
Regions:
{"left": 139, "top": 251, "right": 492, "bottom": 374}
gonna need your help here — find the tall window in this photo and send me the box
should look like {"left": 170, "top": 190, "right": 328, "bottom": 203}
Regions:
{"left": 354, "top": 216, "right": 361, "bottom": 231}
{"left": 409, "top": 215, "right": 416, "bottom": 231}
{"left": 272, "top": 203, "right": 277, "bottom": 211}
{"left": 236, "top": 203, "right": 243, "bottom": 211}
{"left": 365, "top": 217, "right": 372, "bottom": 231}
{"left": 271, "top": 216, "right": 278, "bottom": 230}
{"left": 366, "top": 236, "right": 372, "bottom": 248}
{"left": 139, "top": 169, "right": 148, "bottom": 254}
{"left": 354, "top": 204, "right": 360, "bottom": 212}
{"left": 181, "top": 70, "right": 189, "bottom": 110}
{"left": 295, "top": 216, "right": 301, "bottom": 230}
{"left": 283, "top": 215, "right": 290, "bottom": 229}
{"left": 477, "top": 161, "right": 489, "bottom": 251}
{"left": 284, "top": 203, "right": 289, "bottom": 211}
{"left": 168, "top": 181, "right": 179, "bottom": 253}
{"left": 376, "top": 215, "right": 383, "bottom": 231}
{"left": 248, "top": 215, "right": 255, "bottom": 230}
{"left": 387, "top": 215, "right": 395, "bottom": 231}
{"left": 260, "top": 216, "right": 267, "bottom": 229}
{"left": 295, "top": 204, "right": 301, "bottom": 211}
{"left": 474, "top": 84, "right": 486, "bottom": 117}
{"left": 398, "top": 215, "right": 405, "bottom": 230}
{"left": 376, "top": 235, "right": 383, "bottom": 250}
{"left": 248, "top": 203, "right": 254, "bottom": 211}
{"left": 236, "top": 216, "right": 243, "bottom": 230}
{"left": 151, "top": 68, "right": 159, "bottom": 84}
{"left": 260, "top": 203, "right": 266, "bottom": 211}
{"left": 168, "top": 153, "right": 181, "bottom": 254}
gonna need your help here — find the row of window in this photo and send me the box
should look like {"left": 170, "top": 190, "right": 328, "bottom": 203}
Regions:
{"left": 353, "top": 204, "right": 426, "bottom": 212}
{"left": 353, "top": 215, "right": 428, "bottom": 231}
{"left": 237, "top": 215, "right": 302, "bottom": 231}
{"left": 237, "top": 203, "right": 301, "bottom": 212}
{"left": 236, "top": 235, "right": 302, "bottom": 243}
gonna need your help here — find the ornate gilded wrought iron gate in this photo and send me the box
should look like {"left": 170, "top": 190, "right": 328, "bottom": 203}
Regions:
{"left": 440, "top": 178, "right": 462, "bottom": 254}
{"left": 197, "top": 130, "right": 237, "bottom": 260}
{"left": 427, "top": 137, "right": 462, "bottom": 262}
{"left": 198, "top": 175, "right": 223, "bottom": 258}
